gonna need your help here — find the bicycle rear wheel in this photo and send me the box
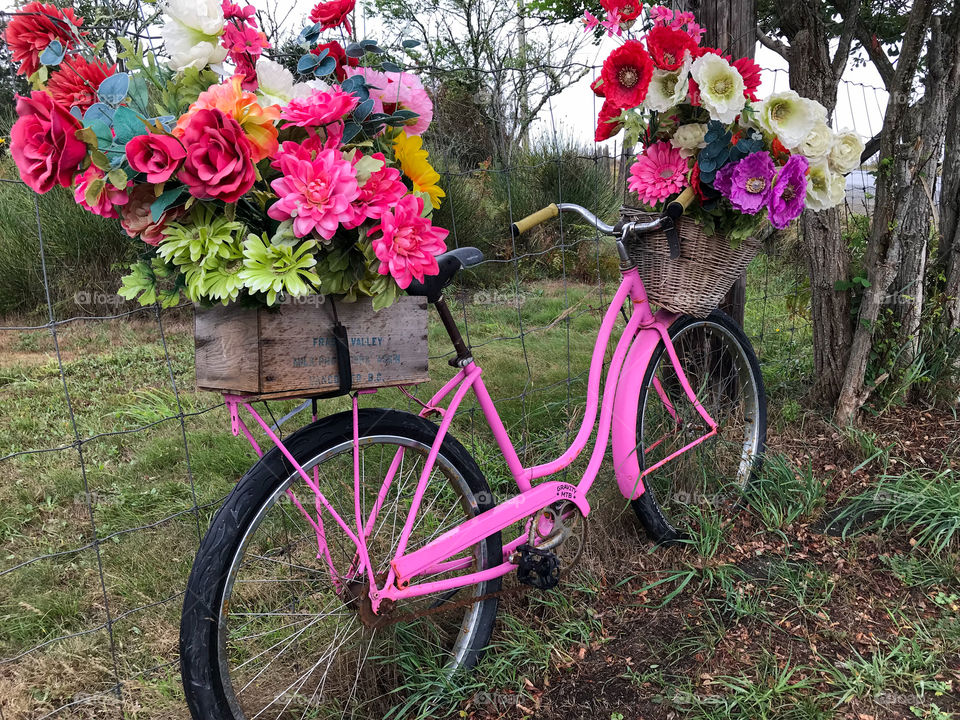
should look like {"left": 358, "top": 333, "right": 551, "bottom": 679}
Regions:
{"left": 180, "top": 409, "right": 501, "bottom": 719}
{"left": 632, "top": 310, "right": 766, "bottom": 544}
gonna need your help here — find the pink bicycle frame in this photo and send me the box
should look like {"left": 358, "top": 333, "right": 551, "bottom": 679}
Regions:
{"left": 223, "top": 263, "right": 718, "bottom": 614}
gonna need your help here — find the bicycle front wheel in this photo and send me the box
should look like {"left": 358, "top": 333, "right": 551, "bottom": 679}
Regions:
{"left": 180, "top": 408, "right": 501, "bottom": 720}
{"left": 632, "top": 310, "right": 767, "bottom": 544}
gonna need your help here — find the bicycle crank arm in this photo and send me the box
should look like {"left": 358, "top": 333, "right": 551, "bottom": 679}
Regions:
{"left": 391, "top": 481, "right": 590, "bottom": 587}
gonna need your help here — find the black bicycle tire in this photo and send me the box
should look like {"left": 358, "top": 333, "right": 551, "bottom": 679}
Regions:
{"left": 179, "top": 408, "right": 502, "bottom": 720}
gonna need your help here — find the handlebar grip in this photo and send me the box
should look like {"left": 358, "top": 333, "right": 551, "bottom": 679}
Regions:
{"left": 664, "top": 187, "right": 696, "bottom": 220}
{"left": 511, "top": 204, "right": 559, "bottom": 236}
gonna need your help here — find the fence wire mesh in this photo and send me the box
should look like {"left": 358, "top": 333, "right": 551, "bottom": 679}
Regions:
{"left": 0, "top": 35, "right": 888, "bottom": 717}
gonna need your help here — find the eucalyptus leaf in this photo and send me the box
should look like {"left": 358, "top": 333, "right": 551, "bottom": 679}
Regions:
{"left": 401, "top": 39, "right": 420, "bottom": 49}
{"left": 345, "top": 43, "right": 366, "bottom": 59}
{"left": 353, "top": 98, "right": 374, "bottom": 121}
{"left": 381, "top": 61, "right": 401, "bottom": 73}
{"left": 84, "top": 103, "right": 115, "bottom": 127}
{"left": 69, "top": 106, "right": 82, "bottom": 121}
{"left": 127, "top": 75, "right": 149, "bottom": 115}
{"left": 112, "top": 106, "right": 148, "bottom": 144}
{"left": 98, "top": 72, "right": 130, "bottom": 106}
{"left": 314, "top": 56, "right": 336, "bottom": 77}
{"left": 39, "top": 40, "right": 65, "bottom": 66}
{"left": 297, "top": 54, "right": 320, "bottom": 73}
{"left": 342, "top": 122, "right": 362, "bottom": 144}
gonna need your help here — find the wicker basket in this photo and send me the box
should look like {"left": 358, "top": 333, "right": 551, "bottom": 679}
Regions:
{"left": 620, "top": 207, "right": 761, "bottom": 318}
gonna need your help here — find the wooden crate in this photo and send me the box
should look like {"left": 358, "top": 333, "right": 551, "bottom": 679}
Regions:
{"left": 195, "top": 296, "right": 430, "bottom": 399}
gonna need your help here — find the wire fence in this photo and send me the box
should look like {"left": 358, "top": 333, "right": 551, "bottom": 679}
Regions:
{"left": 0, "top": 48, "right": 888, "bottom": 718}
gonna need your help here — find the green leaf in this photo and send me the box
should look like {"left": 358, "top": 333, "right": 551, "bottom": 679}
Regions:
{"left": 127, "top": 75, "right": 150, "bottom": 116}
{"left": 106, "top": 168, "right": 128, "bottom": 189}
{"left": 151, "top": 186, "right": 185, "bottom": 222}
{"left": 84, "top": 177, "right": 105, "bottom": 208}
{"left": 112, "top": 106, "right": 149, "bottom": 144}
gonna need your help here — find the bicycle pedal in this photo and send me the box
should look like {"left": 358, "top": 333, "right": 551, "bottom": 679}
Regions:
{"left": 515, "top": 544, "right": 560, "bottom": 590}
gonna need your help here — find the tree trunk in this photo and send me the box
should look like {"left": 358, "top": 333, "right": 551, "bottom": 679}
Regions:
{"left": 940, "top": 92, "right": 960, "bottom": 332}
{"left": 890, "top": 16, "right": 958, "bottom": 383}
{"left": 696, "top": 0, "right": 756, "bottom": 327}
{"left": 779, "top": 2, "right": 853, "bottom": 407}
{"left": 834, "top": 0, "right": 940, "bottom": 425}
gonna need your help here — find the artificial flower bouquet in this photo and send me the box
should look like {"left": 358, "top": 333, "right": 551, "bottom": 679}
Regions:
{"left": 589, "top": 2, "right": 864, "bottom": 243}
{"left": 5, "top": 0, "right": 448, "bottom": 311}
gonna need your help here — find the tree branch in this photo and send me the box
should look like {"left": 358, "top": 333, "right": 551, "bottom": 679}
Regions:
{"left": 756, "top": 28, "right": 789, "bottom": 58}
{"left": 832, "top": 0, "right": 864, "bottom": 79}
{"left": 855, "top": 23, "right": 896, "bottom": 88}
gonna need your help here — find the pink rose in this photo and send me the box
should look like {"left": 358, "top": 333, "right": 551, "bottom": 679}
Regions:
{"left": 126, "top": 134, "right": 187, "bottom": 183}
{"left": 177, "top": 108, "right": 256, "bottom": 204}
{"left": 10, "top": 91, "right": 88, "bottom": 194}
{"left": 121, "top": 185, "right": 184, "bottom": 245}
{"left": 73, "top": 166, "right": 130, "bottom": 219}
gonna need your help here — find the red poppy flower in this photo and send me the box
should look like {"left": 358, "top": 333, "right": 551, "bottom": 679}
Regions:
{"left": 309, "top": 0, "right": 354, "bottom": 32}
{"left": 590, "top": 76, "right": 605, "bottom": 98}
{"left": 599, "top": 0, "right": 643, "bottom": 22}
{"left": 4, "top": 2, "right": 85, "bottom": 77}
{"left": 595, "top": 100, "right": 623, "bottom": 142}
{"left": 733, "top": 56, "right": 762, "bottom": 102}
{"left": 600, "top": 40, "right": 654, "bottom": 111}
{"left": 311, "top": 40, "right": 359, "bottom": 82}
{"left": 646, "top": 25, "right": 697, "bottom": 71}
{"left": 693, "top": 46, "right": 731, "bottom": 61}
{"left": 45, "top": 54, "right": 116, "bottom": 112}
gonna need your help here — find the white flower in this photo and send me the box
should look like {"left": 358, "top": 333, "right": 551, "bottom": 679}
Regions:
{"left": 161, "top": 0, "right": 227, "bottom": 71}
{"left": 644, "top": 53, "right": 692, "bottom": 113}
{"left": 806, "top": 158, "right": 846, "bottom": 210}
{"left": 829, "top": 130, "right": 865, "bottom": 174}
{"left": 805, "top": 98, "right": 828, "bottom": 125}
{"left": 800, "top": 122, "right": 834, "bottom": 159}
{"left": 690, "top": 53, "right": 746, "bottom": 124}
{"left": 758, "top": 91, "right": 817, "bottom": 149}
{"left": 256, "top": 58, "right": 296, "bottom": 106}
{"left": 670, "top": 122, "right": 708, "bottom": 158}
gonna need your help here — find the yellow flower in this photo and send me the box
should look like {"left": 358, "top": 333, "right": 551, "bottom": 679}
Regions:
{"left": 392, "top": 131, "right": 445, "bottom": 209}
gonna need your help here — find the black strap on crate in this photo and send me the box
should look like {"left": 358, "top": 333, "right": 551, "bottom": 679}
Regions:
{"left": 311, "top": 297, "right": 353, "bottom": 399}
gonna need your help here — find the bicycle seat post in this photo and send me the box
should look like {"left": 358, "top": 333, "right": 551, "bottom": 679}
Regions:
{"left": 434, "top": 296, "right": 473, "bottom": 368}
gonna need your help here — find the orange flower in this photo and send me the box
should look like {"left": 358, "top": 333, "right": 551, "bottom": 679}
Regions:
{"left": 174, "top": 75, "right": 280, "bottom": 162}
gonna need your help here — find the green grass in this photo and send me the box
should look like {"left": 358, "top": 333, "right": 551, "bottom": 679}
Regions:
{"left": 0, "top": 258, "right": 956, "bottom": 719}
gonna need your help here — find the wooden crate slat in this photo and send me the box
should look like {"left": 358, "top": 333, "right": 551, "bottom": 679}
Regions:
{"left": 195, "top": 296, "right": 430, "bottom": 398}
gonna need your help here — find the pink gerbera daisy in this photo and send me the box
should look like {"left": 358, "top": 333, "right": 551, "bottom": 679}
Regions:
{"left": 627, "top": 140, "right": 688, "bottom": 206}
{"left": 280, "top": 87, "right": 359, "bottom": 128}
{"left": 369, "top": 195, "right": 448, "bottom": 289}
{"left": 268, "top": 142, "right": 360, "bottom": 239}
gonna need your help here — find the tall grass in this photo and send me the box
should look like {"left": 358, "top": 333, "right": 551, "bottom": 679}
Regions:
{"left": 0, "top": 159, "right": 135, "bottom": 315}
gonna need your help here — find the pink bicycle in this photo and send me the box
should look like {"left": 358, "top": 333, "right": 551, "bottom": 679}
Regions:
{"left": 179, "top": 190, "right": 766, "bottom": 719}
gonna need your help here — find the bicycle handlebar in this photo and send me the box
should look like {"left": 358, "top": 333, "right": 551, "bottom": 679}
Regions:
{"left": 510, "top": 186, "right": 697, "bottom": 239}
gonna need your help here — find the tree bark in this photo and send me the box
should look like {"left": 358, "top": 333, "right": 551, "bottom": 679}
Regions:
{"left": 940, "top": 92, "right": 960, "bottom": 333}
{"left": 696, "top": 0, "right": 756, "bottom": 327}
{"left": 777, "top": 0, "right": 857, "bottom": 407}
{"left": 889, "top": 14, "right": 959, "bottom": 383}
{"left": 834, "top": 0, "right": 939, "bottom": 425}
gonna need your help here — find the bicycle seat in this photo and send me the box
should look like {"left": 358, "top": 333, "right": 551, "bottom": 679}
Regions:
{"left": 406, "top": 247, "right": 484, "bottom": 302}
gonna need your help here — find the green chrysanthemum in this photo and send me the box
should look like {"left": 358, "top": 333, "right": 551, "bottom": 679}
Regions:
{"left": 157, "top": 205, "right": 245, "bottom": 269}
{"left": 238, "top": 233, "right": 321, "bottom": 305}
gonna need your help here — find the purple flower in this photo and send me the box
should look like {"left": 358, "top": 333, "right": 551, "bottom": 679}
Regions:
{"left": 769, "top": 154, "right": 809, "bottom": 230}
{"left": 718, "top": 152, "right": 776, "bottom": 215}
{"left": 713, "top": 162, "right": 736, "bottom": 197}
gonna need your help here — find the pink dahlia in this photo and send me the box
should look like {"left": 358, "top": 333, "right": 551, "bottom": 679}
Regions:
{"left": 369, "top": 195, "right": 448, "bottom": 289}
{"left": 627, "top": 141, "right": 688, "bottom": 206}
{"left": 74, "top": 166, "right": 129, "bottom": 219}
{"left": 280, "top": 87, "right": 359, "bottom": 128}
{"left": 377, "top": 71, "right": 433, "bottom": 136}
{"left": 268, "top": 142, "right": 360, "bottom": 239}
{"left": 121, "top": 185, "right": 184, "bottom": 245}
{"left": 343, "top": 152, "right": 407, "bottom": 229}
